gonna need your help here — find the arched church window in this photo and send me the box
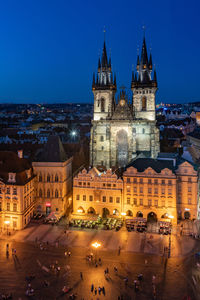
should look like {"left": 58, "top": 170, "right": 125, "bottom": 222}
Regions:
{"left": 97, "top": 99, "right": 100, "bottom": 107}
{"left": 142, "top": 128, "right": 145, "bottom": 134}
{"left": 142, "top": 96, "right": 147, "bottom": 111}
{"left": 101, "top": 98, "right": 105, "bottom": 112}
{"left": 100, "top": 136, "right": 104, "bottom": 142}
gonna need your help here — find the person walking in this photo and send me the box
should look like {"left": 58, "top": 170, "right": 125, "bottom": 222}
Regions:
{"left": 94, "top": 288, "right": 97, "bottom": 295}
{"left": 91, "top": 283, "right": 94, "bottom": 292}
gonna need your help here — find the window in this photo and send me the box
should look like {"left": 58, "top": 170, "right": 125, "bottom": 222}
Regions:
{"left": 162, "top": 200, "right": 165, "bottom": 207}
{"left": 133, "top": 178, "right": 137, "bottom": 183}
{"left": 102, "top": 196, "right": 106, "bottom": 202}
{"left": 39, "top": 175, "right": 42, "bottom": 182}
{"left": 168, "top": 180, "right": 172, "bottom": 185}
{"left": 148, "top": 188, "right": 152, "bottom": 194}
{"left": 102, "top": 146, "right": 104, "bottom": 150}
{"left": 47, "top": 189, "right": 50, "bottom": 198}
{"left": 134, "top": 187, "right": 137, "bottom": 193}
{"left": 83, "top": 195, "right": 86, "bottom": 201}
{"left": 127, "top": 178, "right": 130, "bottom": 183}
{"left": 154, "top": 200, "right": 158, "bottom": 206}
{"left": 79, "top": 182, "right": 82, "bottom": 185}
{"left": 6, "top": 188, "right": 10, "bottom": 194}
{"left": 55, "top": 189, "right": 58, "bottom": 198}
{"left": 168, "top": 189, "right": 172, "bottom": 195}
{"left": 140, "top": 178, "right": 143, "bottom": 184}
{"left": 140, "top": 199, "right": 143, "bottom": 205}
{"left": 188, "top": 177, "right": 192, "bottom": 183}
{"left": 140, "top": 187, "right": 143, "bottom": 193}
{"left": 55, "top": 175, "right": 58, "bottom": 182}
{"left": 116, "top": 197, "right": 120, "bottom": 203}
{"left": 127, "top": 187, "right": 131, "bottom": 193}
{"left": 188, "top": 198, "right": 192, "bottom": 204}
{"left": 13, "top": 188, "right": 17, "bottom": 195}
{"left": 142, "top": 96, "right": 147, "bottom": 111}
{"left": 127, "top": 197, "right": 130, "bottom": 205}
{"left": 148, "top": 199, "right": 152, "bottom": 206}
{"left": 76, "top": 195, "right": 80, "bottom": 200}
{"left": 133, "top": 198, "right": 137, "bottom": 205}
{"left": 100, "top": 136, "right": 104, "bottom": 142}
{"left": 109, "top": 197, "right": 113, "bottom": 203}
{"left": 103, "top": 183, "right": 106, "bottom": 187}
{"left": 161, "top": 180, "right": 165, "bottom": 185}
{"left": 13, "top": 221, "right": 17, "bottom": 228}
{"left": 89, "top": 195, "right": 93, "bottom": 201}
{"left": 148, "top": 179, "right": 152, "bottom": 184}
{"left": 113, "top": 184, "right": 116, "bottom": 187}
{"left": 7, "top": 202, "right": 10, "bottom": 211}
{"left": 83, "top": 182, "right": 86, "bottom": 186}
{"left": 100, "top": 98, "right": 105, "bottom": 112}
{"left": 154, "top": 179, "right": 158, "bottom": 185}
{"left": 13, "top": 203, "right": 17, "bottom": 212}
{"left": 107, "top": 183, "right": 111, "bottom": 187}
{"left": 87, "top": 182, "right": 90, "bottom": 186}
{"left": 142, "top": 128, "right": 145, "bottom": 134}
{"left": 161, "top": 188, "right": 165, "bottom": 195}
{"left": 188, "top": 187, "right": 192, "bottom": 193}
{"left": 47, "top": 174, "right": 50, "bottom": 182}
{"left": 184, "top": 169, "right": 188, "bottom": 173}
{"left": 39, "top": 189, "right": 42, "bottom": 197}
{"left": 154, "top": 188, "right": 158, "bottom": 194}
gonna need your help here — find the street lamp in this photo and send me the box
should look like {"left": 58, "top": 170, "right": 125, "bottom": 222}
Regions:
{"left": 121, "top": 212, "right": 126, "bottom": 222}
{"left": 91, "top": 241, "right": 101, "bottom": 262}
{"left": 4, "top": 220, "right": 10, "bottom": 235}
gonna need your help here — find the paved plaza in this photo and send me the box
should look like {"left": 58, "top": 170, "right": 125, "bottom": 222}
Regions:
{"left": 0, "top": 221, "right": 200, "bottom": 299}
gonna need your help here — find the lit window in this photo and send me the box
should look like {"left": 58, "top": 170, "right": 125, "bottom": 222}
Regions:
{"left": 83, "top": 195, "right": 86, "bottom": 201}
{"left": 7, "top": 202, "right": 10, "bottom": 211}
{"left": 133, "top": 198, "right": 137, "bottom": 205}
{"left": 116, "top": 197, "right": 120, "bottom": 203}
{"left": 13, "top": 203, "right": 17, "bottom": 212}
{"left": 89, "top": 195, "right": 93, "bottom": 201}
{"left": 127, "top": 197, "right": 130, "bottom": 204}
{"left": 76, "top": 195, "right": 80, "bottom": 200}
{"left": 148, "top": 199, "right": 152, "bottom": 206}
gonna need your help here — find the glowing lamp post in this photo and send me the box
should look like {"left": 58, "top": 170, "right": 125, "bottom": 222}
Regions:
{"left": 121, "top": 212, "right": 126, "bottom": 222}
{"left": 91, "top": 241, "right": 101, "bottom": 262}
{"left": 4, "top": 220, "right": 10, "bottom": 235}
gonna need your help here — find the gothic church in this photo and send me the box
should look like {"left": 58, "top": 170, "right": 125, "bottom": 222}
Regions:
{"left": 90, "top": 37, "right": 160, "bottom": 169}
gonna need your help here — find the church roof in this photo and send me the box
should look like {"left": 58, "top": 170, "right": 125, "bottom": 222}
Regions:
{"left": 34, "top": 135, "right": 68, "bottom": 162}
{"left": 126, "top": 158, "right": 174, "bottom": 173}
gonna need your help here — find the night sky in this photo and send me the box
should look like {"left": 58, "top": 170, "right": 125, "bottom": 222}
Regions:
{"left": 0, "top": 0, "right": 199, "bottom": 104}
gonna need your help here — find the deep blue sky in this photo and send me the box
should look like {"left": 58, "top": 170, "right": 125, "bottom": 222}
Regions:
{"left": 0, "top": 0, "right": 199, "bottom": 104}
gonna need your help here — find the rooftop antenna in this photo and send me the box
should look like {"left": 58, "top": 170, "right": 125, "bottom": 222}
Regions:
{"left": 103, "top": 26, "right": 106, "bottom": 41}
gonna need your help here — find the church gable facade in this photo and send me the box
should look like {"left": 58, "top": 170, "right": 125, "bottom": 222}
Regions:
{"left": 90, "top": 37, "right": 160, "bottom": 169}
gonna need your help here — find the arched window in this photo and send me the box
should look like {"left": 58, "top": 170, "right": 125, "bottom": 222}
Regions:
{"left": 142, "top": 96, "right": 147, "bottom": 111}
{"left": 55, "top": 174, "right": 58, "bottom": 182}
{"left": 39, "top": 174, "right": 42, "bottom": 182}
{"left": 55, "top": 189, "right": 58, "bottom": 198}
{"left": 47, "top": 174, "right": 50, "bottom": 182}
{"left": 47, "top": 189, "right": 50, "bottom": 198}
{"left": 101, "top": 98, "right": 105, "bottom": 112}
{"left": 39, "top": 189, "right": 42, "bottom": 197}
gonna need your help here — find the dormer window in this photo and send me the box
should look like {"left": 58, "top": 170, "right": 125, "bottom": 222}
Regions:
{"left": 8, "top": 173, "right": 16, "bottom": 183}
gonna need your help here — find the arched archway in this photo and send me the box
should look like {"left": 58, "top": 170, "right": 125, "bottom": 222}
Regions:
{"left": 102, "top": 208, "right": 110, "bottom": 218}
{"left": 142, "top": 96, "right": 147, "bottom": 111}
{"left": 136, "top": 211, "right": 143, "bottom": 218}
{"left": 147, "top": 212, "right": 157, "bottom": 222}
{"left": 113, "top": 209, "right": 119, "bottom": 216}
{"left": 184, "top": 211, "right": 190, "bottom": 219}
{"left": 116, "top": 129, "right": 128, "bottom": 167}
{"left": 77, "top": 206, "right": 85, "bottom": 213}
{"left": 87, "top": 207, "right": 96, "bottom": 214}
{"left": 126, "top": 210, "right": 133, "bottom": 217}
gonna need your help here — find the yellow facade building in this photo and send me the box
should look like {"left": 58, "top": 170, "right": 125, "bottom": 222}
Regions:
{"left": 0, "top": 151, "right": 35, "bottom": 231}
{"left": 33, "top": 135, "right": 73, "bottom": 217}
{"left": 73, "top": 157, "right": 199, "bottom": 224}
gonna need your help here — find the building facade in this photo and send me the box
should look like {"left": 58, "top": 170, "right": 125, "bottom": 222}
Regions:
{"left": 73, "top": 157, "right": 199, "bottom": 224}
{"left": 90, "top": 38, "right": 160, "bottom": 169}
{"left": 0, "top": 151, "right": 35, "bottom": 231}
{"left": 33, "top": 135, "right": 73, "bottom": 217}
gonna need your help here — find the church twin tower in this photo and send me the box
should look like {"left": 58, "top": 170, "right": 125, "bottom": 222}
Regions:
{"left": 90, "top": 37, "right": 160, "bottom": 169}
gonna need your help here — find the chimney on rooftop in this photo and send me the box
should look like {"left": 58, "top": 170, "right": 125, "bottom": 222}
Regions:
{"left": 17, "top": 150, "right": 23, "bottom": 159}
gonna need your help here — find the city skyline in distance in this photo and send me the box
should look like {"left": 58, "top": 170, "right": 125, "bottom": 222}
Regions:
{"left": 0, "top": 0, "right": 199, "bottom": 104}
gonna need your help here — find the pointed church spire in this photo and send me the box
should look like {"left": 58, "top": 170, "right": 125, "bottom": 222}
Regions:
{"left": 101, "top": 41, "right": 108, "bottom": 69}
{"left": 141, "top": 37, "right": 148, "bottom": 66}
{"left": 153, "top": 68, "right": 157, "bottom": 83}
{"left": 98, "top": 57, "right": 101, "bottom": 69}
{"left": 114, "top": 73, "right": 116, "bottom": 86}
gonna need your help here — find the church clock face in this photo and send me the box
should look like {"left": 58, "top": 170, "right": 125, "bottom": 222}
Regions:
{"left": 119, "top": 99, "right": 125, "bottom": 106}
